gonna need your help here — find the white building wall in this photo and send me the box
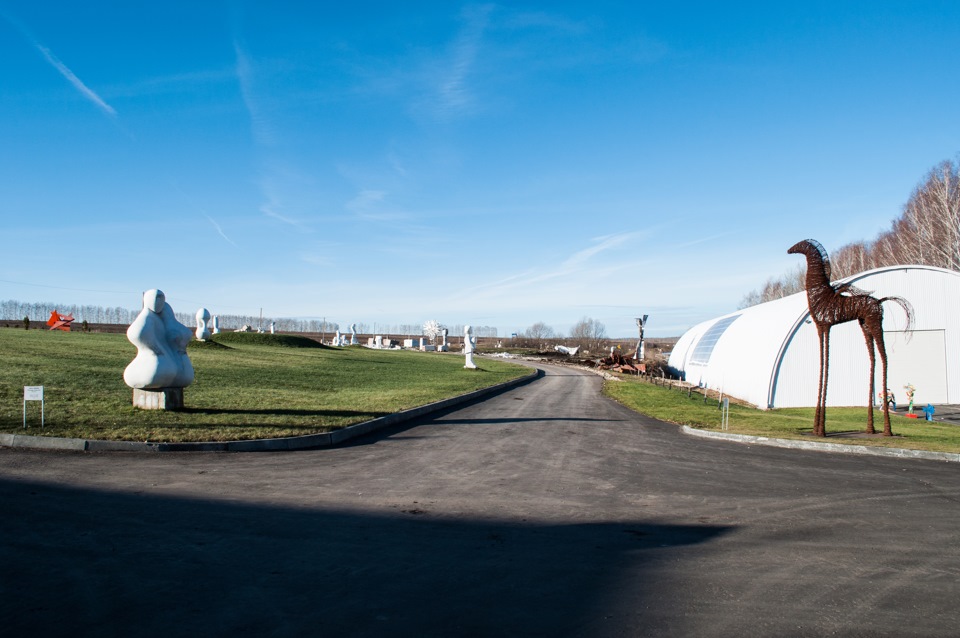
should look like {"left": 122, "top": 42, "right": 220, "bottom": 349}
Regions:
{"left": 670, "top": 265, "right": 960, "bottom": 409}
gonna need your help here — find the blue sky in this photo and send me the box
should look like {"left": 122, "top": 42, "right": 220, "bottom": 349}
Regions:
{"left": 3, "top": 2, "right": 959, "bottom": 338}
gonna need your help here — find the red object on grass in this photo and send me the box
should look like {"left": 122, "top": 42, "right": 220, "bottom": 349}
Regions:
{"left": 46, "top": 310, "right": 75, "bottom": 331}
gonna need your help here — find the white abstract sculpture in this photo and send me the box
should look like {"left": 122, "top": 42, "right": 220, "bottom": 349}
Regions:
{"left": 212, "top": 315, "right": 220, "bottom": 334}
{"left": 464, "top": 325, "right": 477, "bottom": 369}
{"left": 195, "top": 307, "right": 211, "bottom": 341}
{"left": 422, "top": 319, "right": 443, "bottom": 343}
{"left": 124, "top": 289, "right": 194, "bottom": 390}
{"left": 350, "top": 323, "right": 358, "bottom": 345}
{"left": 334, "top": 329, "right": 342, "bottom": 346}
{"left": 270, "top": 321, "right": 275, "bottom": 334}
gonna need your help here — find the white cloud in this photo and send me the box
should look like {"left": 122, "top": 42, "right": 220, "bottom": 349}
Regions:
{"left": 437, "top": 6, "right": 491, "bottom": 114}
{"left": 234, "top": 40, "right": 278, "bottom": 146}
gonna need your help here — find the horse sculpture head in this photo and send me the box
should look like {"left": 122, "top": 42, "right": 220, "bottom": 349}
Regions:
{"left": 788, "top": 238, "right": 831, "bottom": 281}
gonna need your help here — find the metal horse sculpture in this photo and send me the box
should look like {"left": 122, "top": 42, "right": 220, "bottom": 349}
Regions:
{"left": 788, "top": 239, "right": 913, "bottom": 437}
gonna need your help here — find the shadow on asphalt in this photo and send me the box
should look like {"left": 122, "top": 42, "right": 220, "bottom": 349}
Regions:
{"left": 180, "top": 407, "right": 387, "bottom": 419}
{"left": 434, "top": 417, "right": 625, "bottom": 425}
{"left": 0, "top": 479, "right": 734, "bottom": 636}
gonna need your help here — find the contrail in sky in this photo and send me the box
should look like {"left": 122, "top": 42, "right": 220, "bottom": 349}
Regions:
{"left": 2, "top": 11, "right": 117, "bottom": 117}
{"left": 204, "top": 214, "right": 239, "bottom": 247}
{"left": 34, "top": 43, "right": 117, "bottom": 117}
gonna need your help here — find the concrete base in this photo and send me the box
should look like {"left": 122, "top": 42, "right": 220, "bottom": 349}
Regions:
{"left": 132, "top": 388, "right": 184, "bottom": 411}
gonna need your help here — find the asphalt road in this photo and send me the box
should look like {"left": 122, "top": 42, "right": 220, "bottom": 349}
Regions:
{"left": 1, "top": 361, "right": 958, "bottom": 637}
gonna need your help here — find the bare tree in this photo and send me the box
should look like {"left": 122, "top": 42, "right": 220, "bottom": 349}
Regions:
{"left": 741, "top": 156, "right": 960, "bottom": 309}
{"left": 901, "top": 158, "right": 960, "bottom": 270}
{"left": 739, "top": 265, "right": 806, "bottom": 308}
{"left": 523, "top": 321, "right": 555, "bottom": 350}
{"left": 569, "top": 316, "right": 606, "bottom": 353}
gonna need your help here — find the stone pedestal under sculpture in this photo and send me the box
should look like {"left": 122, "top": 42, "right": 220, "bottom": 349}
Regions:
{"left": 124, "top": 289, "right": 195, "bottom": 410}
{"left": 133, "top": 387, "right": 184, "bottom": 410}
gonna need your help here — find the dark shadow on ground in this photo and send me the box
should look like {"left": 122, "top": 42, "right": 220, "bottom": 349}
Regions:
{"left": 180, "top": 407, "right": 386, "bottom": 419}
{"left": 802, "top": 429, "right": 905, "bottom": 439}
{"left": 435, "top": 417, "right": 625, "bottom": 425}
{"left": 0, "top": 479, "right": 733, "bottom": 637}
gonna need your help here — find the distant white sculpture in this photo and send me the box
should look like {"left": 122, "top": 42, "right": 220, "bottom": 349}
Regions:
{"left": 423, "top": 319, "right": 443, "bottom": 344}
{"left": 269, "top": 321, "right": 275, "bottom": 334}
{"left": 464, "top": 325, "right": 477, "bottom": 369}
{"left": 195, "top": 308, "right": 211, "bottom": 341}
{"left": 440, "top": 327, "right": 449, "bottom": 349}
{"left": 375, "top": 335, "right": 383, "bottom": 348}
{"left": 555, "top": 345, "right": 580, "bottom": 356}
{"left": 212, "top": 315, "right": 220, "bottom": 334}
{"left": 350, "top": 323, "right": 358, "bottom": 345}
{"left": 334, "top": 329, "right": 342, "bottom": 346}
{"left": 124, "top": 289, "right": 194, "bottom": 390}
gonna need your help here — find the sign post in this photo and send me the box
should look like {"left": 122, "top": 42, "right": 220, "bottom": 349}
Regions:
{"left": 23, "top": 386, "right": 44, "bottom": 429}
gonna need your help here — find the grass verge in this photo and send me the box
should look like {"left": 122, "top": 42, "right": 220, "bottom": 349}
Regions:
{"left": 0, "top": 329, "right": 530, "bottom": 443}
{"left": 603, "top": 374, "right": 960, "bottom": 454}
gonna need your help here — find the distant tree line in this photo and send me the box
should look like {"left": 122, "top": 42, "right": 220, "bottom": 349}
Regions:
{"left": 741, "top": 156, "right": 960, "bottom": 308}
{"left": 0, "top": 299, "right": 501, "bottom": 337}
{"left": 0, "top": 300, "right": 140, "bottom": 325}
{"left": 0, "top": 300, "right": 340, "bottom": 333}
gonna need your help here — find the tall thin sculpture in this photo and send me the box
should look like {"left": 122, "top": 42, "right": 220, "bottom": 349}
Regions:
{"left": 788, "top": 239, "right": 913, "bottom": 437}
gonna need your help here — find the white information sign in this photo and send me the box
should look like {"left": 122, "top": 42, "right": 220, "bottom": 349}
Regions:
{"left": 23, "top": 385, "right": 45, "bottom": 429}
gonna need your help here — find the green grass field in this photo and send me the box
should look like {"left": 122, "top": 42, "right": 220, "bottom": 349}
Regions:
{"left": 604, "top": 375, "right": 960, "bottom": 454}
{"left": 0, "top": 328, "right": 531, "bottom": 442}
{"left": 6, "top": 327, "right": 955, "bottom": 453}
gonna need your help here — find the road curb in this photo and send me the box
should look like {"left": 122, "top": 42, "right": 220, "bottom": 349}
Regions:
{"left": 1, "top": 367, "right": 541, "bottom": 453}
{"left": 682, "top": 425, "right": 960, "bottom": 463}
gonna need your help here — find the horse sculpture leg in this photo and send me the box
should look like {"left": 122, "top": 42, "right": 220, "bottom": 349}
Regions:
{"left": 862, "top": 321, "right": 876, "bottom": 435}
{"left": 820, "top": 330, "right": 830, "bottom": 437}
{"left": 813, "top": 327, "right": 830, "bottom": 437}
{"left": 876, "top": 329, "right": 893, "bottom": 436}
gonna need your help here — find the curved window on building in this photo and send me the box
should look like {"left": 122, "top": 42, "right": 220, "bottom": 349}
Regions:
{"left": 689, "top": 315, "right": 740, "bottom": 365}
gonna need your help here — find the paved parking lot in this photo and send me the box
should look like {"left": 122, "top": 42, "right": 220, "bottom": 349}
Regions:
{"left": 1, "top": 362, "right": 958, "bottom": 636}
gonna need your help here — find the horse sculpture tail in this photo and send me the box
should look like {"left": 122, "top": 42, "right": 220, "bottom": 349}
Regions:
{"left": 880, "top": 296, "right": 915, "bottom": 335}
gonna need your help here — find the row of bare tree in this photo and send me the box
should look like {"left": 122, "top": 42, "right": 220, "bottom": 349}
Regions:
{"left": 741, "top": 157, "right": 960, "bottom": 308}
{"left": 0, "top": 300, "right": 341, "bottom": 333}
{"left": 517, "top": 317, "right": 608, "bottom": 352}
{"left": 0, "top": 300, "right": 502, "bottom": 338}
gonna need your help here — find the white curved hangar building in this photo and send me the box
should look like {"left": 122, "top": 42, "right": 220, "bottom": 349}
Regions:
{"left": 667, "top": 265, "right": 960, "bottom": 409}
